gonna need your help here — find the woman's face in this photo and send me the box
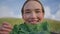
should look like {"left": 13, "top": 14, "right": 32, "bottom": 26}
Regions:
{"left": 22, "top": 1, "right": 44, "bottom": 24}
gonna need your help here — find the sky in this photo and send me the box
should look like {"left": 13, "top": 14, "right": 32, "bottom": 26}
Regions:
{"left": 0, "top": 0, "right": 60, "bottom": 21}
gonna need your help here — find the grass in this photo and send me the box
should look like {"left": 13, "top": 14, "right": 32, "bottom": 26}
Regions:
{"left": 0, "top": 18, "right": 24, "bottom": 26}
{"left": 0, "top": 18, "right": 60, "bottom": 33}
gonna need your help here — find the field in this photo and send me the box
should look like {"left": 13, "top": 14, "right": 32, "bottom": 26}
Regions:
{"left": 0, "top": 18, "right": 60, "bottom": 33}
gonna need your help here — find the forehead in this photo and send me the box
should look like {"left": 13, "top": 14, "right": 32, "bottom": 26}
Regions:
{"left": 24, "top": 1, "right": 42, "bottom": 10}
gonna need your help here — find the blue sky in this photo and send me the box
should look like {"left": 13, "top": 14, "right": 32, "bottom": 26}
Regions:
{"left": 0, "top": 0, "right": 60, "bottom": 21}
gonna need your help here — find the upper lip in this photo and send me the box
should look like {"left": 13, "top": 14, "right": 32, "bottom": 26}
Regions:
{"left": 29, "top": 19, "right": 38, "bottom": 22}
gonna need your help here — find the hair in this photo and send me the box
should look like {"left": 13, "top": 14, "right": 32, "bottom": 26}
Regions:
{"left": 21, "top": 0, "right": 45, "bottom": 15}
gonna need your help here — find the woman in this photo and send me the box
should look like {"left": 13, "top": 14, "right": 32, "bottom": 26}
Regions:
{"left": 10, "top": 0, "right": 50, "bottom": 34}
{"left": 0, "top": 0, "right": 58, "bottom": 34}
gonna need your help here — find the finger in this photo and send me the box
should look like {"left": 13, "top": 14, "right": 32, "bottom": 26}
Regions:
{"left": 2, "top": 21, "right": 13, "bottom": 29}
{"left": 0, "top": 26, "right": 1, "bottom": 29}
{"left": 1, "top": 27, "right": 12, "bottom": 32}
{"left": 2, "top": 21, "right": 11, "bottom": 25}
{"left": 0, "top": 31, "right": 9, "bottom": 34}
{"left": 2, "top": 24, "right": 13, "bottom": 29}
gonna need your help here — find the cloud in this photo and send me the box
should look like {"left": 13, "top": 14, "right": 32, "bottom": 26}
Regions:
{"left": 0, "top": 6, "right": 17, "bottom": 18}
{"left": 59, "top": 4, "right": 60, "bottom": 8}
{"left": 55, "top": 7, "right": 60, "bottom": 21}
{"left": 0, "top": 0, "right": 60, "bottom": 21}
{"left": 44, "top": 6, "right": 52, "bottom": 18}
{"left": 5, "top": 0, "right": 15, "bottom": 1}
{"left": 44, "top": 5, "right": 60, "bottom": 21}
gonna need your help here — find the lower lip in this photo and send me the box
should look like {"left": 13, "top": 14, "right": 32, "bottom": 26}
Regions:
{"left": 30, "top": 20, "right": 38, "bottom": 22}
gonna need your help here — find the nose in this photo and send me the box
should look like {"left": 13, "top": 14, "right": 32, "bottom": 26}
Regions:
{"left": 31, "top": 12, "right": 37, "bottom": 19}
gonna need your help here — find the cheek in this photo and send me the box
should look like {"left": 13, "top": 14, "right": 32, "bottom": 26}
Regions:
{"left": 22, "top": 14, "right": 30, "bottom": 21}
{"left": 38, "top": 13, "right": 44, "bottom": 19}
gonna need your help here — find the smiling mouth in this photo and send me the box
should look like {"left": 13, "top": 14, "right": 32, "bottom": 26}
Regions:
{"left": 28, "top": 19, "right": 39, "bottom": 24}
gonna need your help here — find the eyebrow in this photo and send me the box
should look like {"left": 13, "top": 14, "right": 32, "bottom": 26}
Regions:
{"left": 24, "top": 9, "right": 42, "bottom": 11}
{"left": 24, "top": 9, "right": 31, "bottom": 11}
{"left": 35, "top": 9, "right": 41, "bottom": 10}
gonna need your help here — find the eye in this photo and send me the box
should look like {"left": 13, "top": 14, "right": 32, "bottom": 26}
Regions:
{"left": 35, "top": 10, "right": 41, "bottom": 13}
{"left": 26, "top": 12, "right": 30, "bottom": 13}
{"left": 24, "top": 9, "right": 31, "bottom": 14}
{"left": 25, "top": 11, "right": 31, "bottom": 14}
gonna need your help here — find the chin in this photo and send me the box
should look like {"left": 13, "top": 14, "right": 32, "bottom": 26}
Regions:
{"left": 30, "top": 22, "right": 38, "bottom": 24}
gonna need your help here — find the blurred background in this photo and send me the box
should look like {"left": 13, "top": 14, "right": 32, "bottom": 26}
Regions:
{"left": 0, "top": 0, "right": 60, "bottom": 33}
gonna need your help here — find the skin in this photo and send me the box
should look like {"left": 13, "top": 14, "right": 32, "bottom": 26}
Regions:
{"left": 22, "top": 1, "right": 44, "bottom": 24}
{"left": 0, "top": 0, "right": 44, "bottom": 34}
{"left": 0, "top": 22, "right": 12, "bottom": 34}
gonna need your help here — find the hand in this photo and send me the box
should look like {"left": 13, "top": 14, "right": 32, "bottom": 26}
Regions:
{"left": 0, "top": 22, "right": 13, "bottom": 34}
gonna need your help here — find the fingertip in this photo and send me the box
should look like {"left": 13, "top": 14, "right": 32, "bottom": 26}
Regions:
{"left": 2, "top": 21, "right": 10, "bottom": 25}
